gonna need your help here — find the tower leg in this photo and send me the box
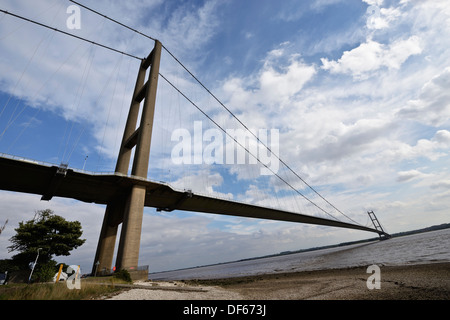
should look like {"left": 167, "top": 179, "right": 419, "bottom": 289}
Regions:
{"left": 92, "top": 199, "right": 124, "bottom": 275}
{"left": 115, "top": 185, "right": 146, "bottom": 271}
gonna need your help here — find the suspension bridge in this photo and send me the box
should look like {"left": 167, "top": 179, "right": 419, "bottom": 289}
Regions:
{"left": 0, "top": 3, "right": 389, "bottom": 276}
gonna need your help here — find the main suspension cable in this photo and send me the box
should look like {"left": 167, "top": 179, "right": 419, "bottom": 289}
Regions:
{"left": 0, "top": 9, "right": 143, "bottom": 61}
{"left": 159, "top": 72, "right": 340, "bottom": 221}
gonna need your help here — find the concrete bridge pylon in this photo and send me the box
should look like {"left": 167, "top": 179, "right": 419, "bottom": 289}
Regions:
{"left": 92, "top": 40, "right": 162, "bottom": 275}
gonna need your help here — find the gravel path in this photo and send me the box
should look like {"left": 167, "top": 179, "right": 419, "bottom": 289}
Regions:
{"left": 106, "top": 280, "right": 243, "bottom": 300}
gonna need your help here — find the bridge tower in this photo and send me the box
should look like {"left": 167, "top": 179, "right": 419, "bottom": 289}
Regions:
{"left": 92, "top": 40, "right": 162, "bottom": 274}
{"left": 367, "top": 210, "right": 390, "bottom": 239}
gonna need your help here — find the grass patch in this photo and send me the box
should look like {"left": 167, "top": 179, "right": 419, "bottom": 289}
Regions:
{"left": 0, "top": 277, "right": 128, "bottom": 300}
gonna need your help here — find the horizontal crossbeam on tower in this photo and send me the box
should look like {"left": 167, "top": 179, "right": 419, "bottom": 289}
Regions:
{"left": 0, "top": 155, "right": 386, "bottom": 236}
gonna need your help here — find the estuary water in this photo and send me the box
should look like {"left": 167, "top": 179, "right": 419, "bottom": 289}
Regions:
{"left": 149, "top": 228, "right": 450, "bottom": 280}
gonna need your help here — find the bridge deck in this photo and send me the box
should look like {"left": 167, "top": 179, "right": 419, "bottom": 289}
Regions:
{"left": 0, "top": 155, "right": 384, "bottom": 235}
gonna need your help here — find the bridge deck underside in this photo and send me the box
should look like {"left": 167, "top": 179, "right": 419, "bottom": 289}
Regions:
{"left": 0, "top": 156, "right": 381, "bottom": 235}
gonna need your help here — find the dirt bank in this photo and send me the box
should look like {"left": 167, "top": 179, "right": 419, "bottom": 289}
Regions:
{"left": 107, "top": 262, "right": 449, "bottom": 300}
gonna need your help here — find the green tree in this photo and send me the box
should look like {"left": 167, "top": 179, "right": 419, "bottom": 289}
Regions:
{"left": 8, "top": 209, "right": 86, "bottom": 268}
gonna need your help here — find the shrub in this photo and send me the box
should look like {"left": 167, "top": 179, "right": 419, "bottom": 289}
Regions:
{"left": 32, "top": 261, "right": 57, "bottom": 283}
{"left": 113, "top": 269, "right": 132, "bottom": 283}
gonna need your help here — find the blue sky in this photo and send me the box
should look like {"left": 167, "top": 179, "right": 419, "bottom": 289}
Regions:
{"left": 0, "top": 0, "right": 449, "bottom": 273}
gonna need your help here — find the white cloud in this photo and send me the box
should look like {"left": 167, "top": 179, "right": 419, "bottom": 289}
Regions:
{"left": 366, "top": 4, "right": 402, "bottom": 30}
{"left": 150, "top": 0, "right": 221, "bottom": 54}
{"left": 221, "top": 47, "right": 316, "bottom": 116}
{"left": 431, "top": 180, "right": 450, "bottom": 190}
{"left": 259, "top": 59, "right": 316, "bottom": 105}
{"left": 374, "top": 130, "right": 450, "bottom": 165}
{"left": 396, "top": 169, "right": 429, "bottom": 182}
{"left": 244, "top": 32, "right": 254, "bottom": 39}
{"left": 398, "top": 67, "right": 450, "bottom": 126}
{"left": 321, "top": 36, "right": 422, "bottom": 79}
{"left": 297, "top": 118, "right": 392, "bottom": 164}
{"left": 169, "top": 169, "right": 233, "bottom": 200}
{"left": 363, "top": 0, "right": 384, "bottom": 6}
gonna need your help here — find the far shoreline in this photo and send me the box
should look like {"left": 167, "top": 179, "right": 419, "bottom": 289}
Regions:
{"left": 149, "top": 224, "right": 450, "bottom": 278}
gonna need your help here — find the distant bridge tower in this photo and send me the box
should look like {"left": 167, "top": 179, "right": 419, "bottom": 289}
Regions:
{"left": 92, "top": 40, "right": 162, "bottom": 274}
{"left": 367, "top": 210, "right": 390, "bottom": 239}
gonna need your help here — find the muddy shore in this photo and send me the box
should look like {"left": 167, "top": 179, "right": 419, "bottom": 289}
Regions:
{"left": 107, "top": 262, "right": 449, "bottom": 300}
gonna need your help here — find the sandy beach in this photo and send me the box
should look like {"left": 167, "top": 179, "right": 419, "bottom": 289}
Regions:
{"left": 106, "top": 262, "right": 450, "bottom": 300}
